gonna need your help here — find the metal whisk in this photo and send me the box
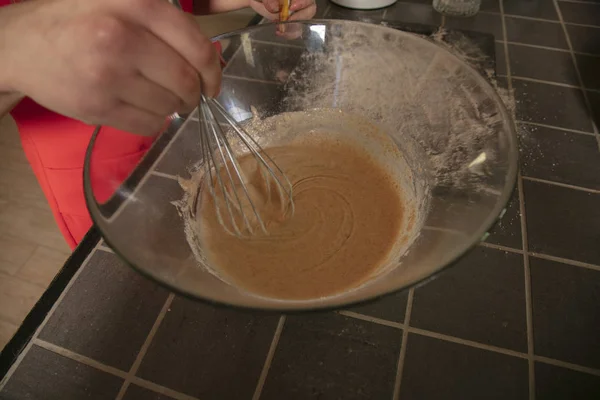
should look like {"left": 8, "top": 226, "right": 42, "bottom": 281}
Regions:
{"left": 192, "top": 95, "right": 294, "bottom": 237}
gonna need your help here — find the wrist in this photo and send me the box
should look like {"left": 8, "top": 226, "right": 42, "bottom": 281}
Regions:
{"left": 0, "top": 2, "right": 30, "bottom": 93}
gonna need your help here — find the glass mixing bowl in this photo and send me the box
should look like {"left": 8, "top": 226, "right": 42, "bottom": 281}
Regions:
{"left": 84, "top": 20, "right": 518, "bottom": 311}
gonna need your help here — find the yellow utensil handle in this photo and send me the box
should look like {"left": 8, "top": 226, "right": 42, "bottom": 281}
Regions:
{"left": 280, "top": 0, "right": 291, "bottom": 22}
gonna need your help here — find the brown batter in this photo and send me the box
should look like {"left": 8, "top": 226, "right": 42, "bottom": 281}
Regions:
{"left": 197, "top": 138, "right": 406, "bottom": 300}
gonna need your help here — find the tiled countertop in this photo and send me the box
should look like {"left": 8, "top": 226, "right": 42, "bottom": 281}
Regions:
{"left": 1, "top": 1, "right": 600, "bottom": 399}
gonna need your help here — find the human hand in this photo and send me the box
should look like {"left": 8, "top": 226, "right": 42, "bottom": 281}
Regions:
{"left": 250, "top": 0, "right": 317, "bottom": 22}
{"left": 2, "top": 0, "right": 221, "bottom": 135}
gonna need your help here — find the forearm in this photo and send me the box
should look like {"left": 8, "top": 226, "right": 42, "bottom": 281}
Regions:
{"left": 0, "top": 4, "right": 24, "bottom": 116}
{"left": 194, "top": 0, "right": 251, "bottom": 14}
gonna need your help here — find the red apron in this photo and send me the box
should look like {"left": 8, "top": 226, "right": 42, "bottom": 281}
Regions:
{"left": 2, "top": 0, "right": 217, "bottom": 249}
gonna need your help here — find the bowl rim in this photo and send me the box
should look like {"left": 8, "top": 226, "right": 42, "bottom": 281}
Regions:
{"left": 83, "top": 19, "right": 519, "bottom": 313}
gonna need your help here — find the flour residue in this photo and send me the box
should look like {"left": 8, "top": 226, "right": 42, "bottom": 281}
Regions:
{"left": 173, "top": 21, "right": 516, "bottom": 301}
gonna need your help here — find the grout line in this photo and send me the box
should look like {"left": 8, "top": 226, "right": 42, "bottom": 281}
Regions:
{"left": 503, "top": 12, "right": 600, "bottom": 29}
{"left": 338, "top": 311, "right": 404, "bottom": 329}
{"left": 222, "top": 74, "right": 282, "bottom": 85}
{"left": 150, "top": 171, "right": 180, "bottom": 181}
{"left": 129, "top": 377, "right": 199, "bottom": 400}
{"left": 19, "top": 309, "right": 600, "bottom": 396}
{"left": 497, "top": 39, "right": 600, "bottom": 58}
{"left": 252, "top": 316, "right": 286, "bottom": 400}
{"left": 516, "top": 120, "right": 597, "bottom": 137}
{"left": 98, "top": 245, "right": 114, "bottom": 253}
{"left": 521, "top": 176, "right": 600, "bottom": 194}
{"left": 0, "top": 242, "right": 102, "bottom": 391}
{"left": 557, "top": 0, "right": 600, "bottom": 4}
{"left": 321, "top": 4, "right": 331, "bottom": 18}
{"left": 517, "top": 174, "right": 536, "bottom": 400}
{"left": 409, "top": 327, "right": 530, "bottom": 359}
{"left": 34, "top": 339, "right": 128, "bottom": 379}
{"left": 479, "top": 241, "right": 525, "bottom": 254}
{"left": 104, "top": 110, "right": 195, "bottom": 225}
{"left": 511, "top": 76, "right": 581, "bottom": 90}
{"left": 499, "top": 3, "right": 535, "bottom": 397}
{"left": 501, "top": 40, "right": 570, "bottom": 53}
{"left": 529, "top": 252, "right": 600, "bottom": 272}
{"left": 553, "top": 0, "right": 600, "bottom": 149}
{"left": 535, "top": 356, "right": 600, "bottom": 377}
{"left": 392, "top": 288, "right": 414, "bottom": 400}
{"left": 34, "top": 338, "right": 199, "bottom": 400}
{"left": 115, "top": 293, "right": 175, "bottom": 400}
{"left": 250, "top": 39, "right": 305, "bottom": 49}
{"left": 381, "top": 8, "right": 388, "bottom": 20}
{"left": 498, "top": 0, "right": 513, "bottom": 93}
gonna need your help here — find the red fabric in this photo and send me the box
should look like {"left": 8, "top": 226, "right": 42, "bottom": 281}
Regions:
{"left": 2, "top": 0, "right": 221, "bottom": 249}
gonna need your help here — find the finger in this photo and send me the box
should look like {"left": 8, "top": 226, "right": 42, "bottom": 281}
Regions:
{"left": 288, "top": 4, "right": 317, "bottom": 20}
{"left": 249, "top": 0, "right": 279, "bottom": 19}
{"left": 275, "top": 22, "right": 303, "bottom": 39}
{"left": 105, "top": 101, "right": 167, "bottom": 136}
{"left": 131, "top": 27, "right": 201, "bottom": 110}
{"left": 290, "top": 0, "right": 315, "bottom": 12}
{"left": 119, "top": 74, "right": 184, "bottom": 116}
{"left": 115, "top": 0, "right": 221, "bottom": 97}
{"left": 261, "top": 0, "right": 281, "bottom": 13}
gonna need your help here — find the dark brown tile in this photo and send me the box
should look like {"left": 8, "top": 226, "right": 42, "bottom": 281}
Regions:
{"left": 524, "top": 180, "right": 600, "bottom": 265}
{"left": 485, "top": 187, "right": 523, "bottom": 249}
{"left": 589, "top": 89, "right": 600, "bottom": 129}
{"left": 496, "top": 41, "right": 507, "bottom": 75}
{"left": 519, "top": 124, "right": 600, "bottom": 191}
{"left": 261, "top": 313, "right": 401, "bottom": 400}
{"left": 123, "top": 385, "right": 175, "bottom": 400}
{"left": 217, "top": 77, "right": 286, "bottom": 120}
{"left": 38, "top": 250, "right": 170, "bottom": 371}
{"left": 504, "top": 0, "right": 559, "bottom": 20}
{"left": 446, "top": 11, "right": 503, "bottom": 39}
{"left": 105, "top": 175, "right": 192, "bottom": 262}
{"left": 399, "top": 334, "right": 529, "bottom": 400}
{"left": 386, "top": 1, "right": 442, "bottom": 25}
{"left": 411, "top": 247, "right": 528, "bottom": 351}
{"left": 577, "top": 54, "right": 600, "bottom": 90}
{"left": 559, "top": 1, "right": 600, "bottom": 26}
{"left": 348, "top": 290, "right": 409, "bottom": 323}
{"left": 509, "top": 44, "right": 578, "bottom": 85}
{"left": 137, "top": 296, "right": 279, "bottom": 399}
{"left": 481, "top": 0, "right": 501, "bottom": 13}
{"left": 531, "top": 257, "right": 600, "bottom": 369}
{"left": 566, "top": 24, "right": 600, "bottom": 55}
{"left": 325, "top": 3, "right": 386, "bottom": 23}
{"left": 535, "top": 362, "right": 600, "bottom": 400}
{"left": 314, "top": 0, "right": 330, "bottom": 18}
{"left": 224, "top": 42, "right": 304, "bottom": 83}
{"left": 154, "top": 121, "right": 202, "bottom": 178}
{"left": 513, "top": 79, "right": 594, "bottom": 132}
{"left": 0, "top": 345, "right": 123, "bottom": 400}
{"left": 506, "top": 17, "right": 568, "bottom": 49}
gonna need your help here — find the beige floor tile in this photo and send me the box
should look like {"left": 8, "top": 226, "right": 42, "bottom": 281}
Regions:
{"left": 0, "top": 145, "right": 29, "bottom": 174}
{"left": 0, "top": 258, "right": 21, "bottom": 276}
{"left": 0, "top": 115, "right": 20, "bottom": 149}
{"left": 0, "top": 167, "right": 50, "bottom": 211}
{"left": 0, "top": 233, "right": 37, "bottom": 268}
{"left": 0, "top": 272, "right": 45, "bottom": 326}
{"left": 17, "top": 246, "right": 68, "bottom": 288}
{"left": 0, "top": 319, "right": 19, "bottom": 349}
{"left": 0, "top": 202, "right": 70, "bottom": 253}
